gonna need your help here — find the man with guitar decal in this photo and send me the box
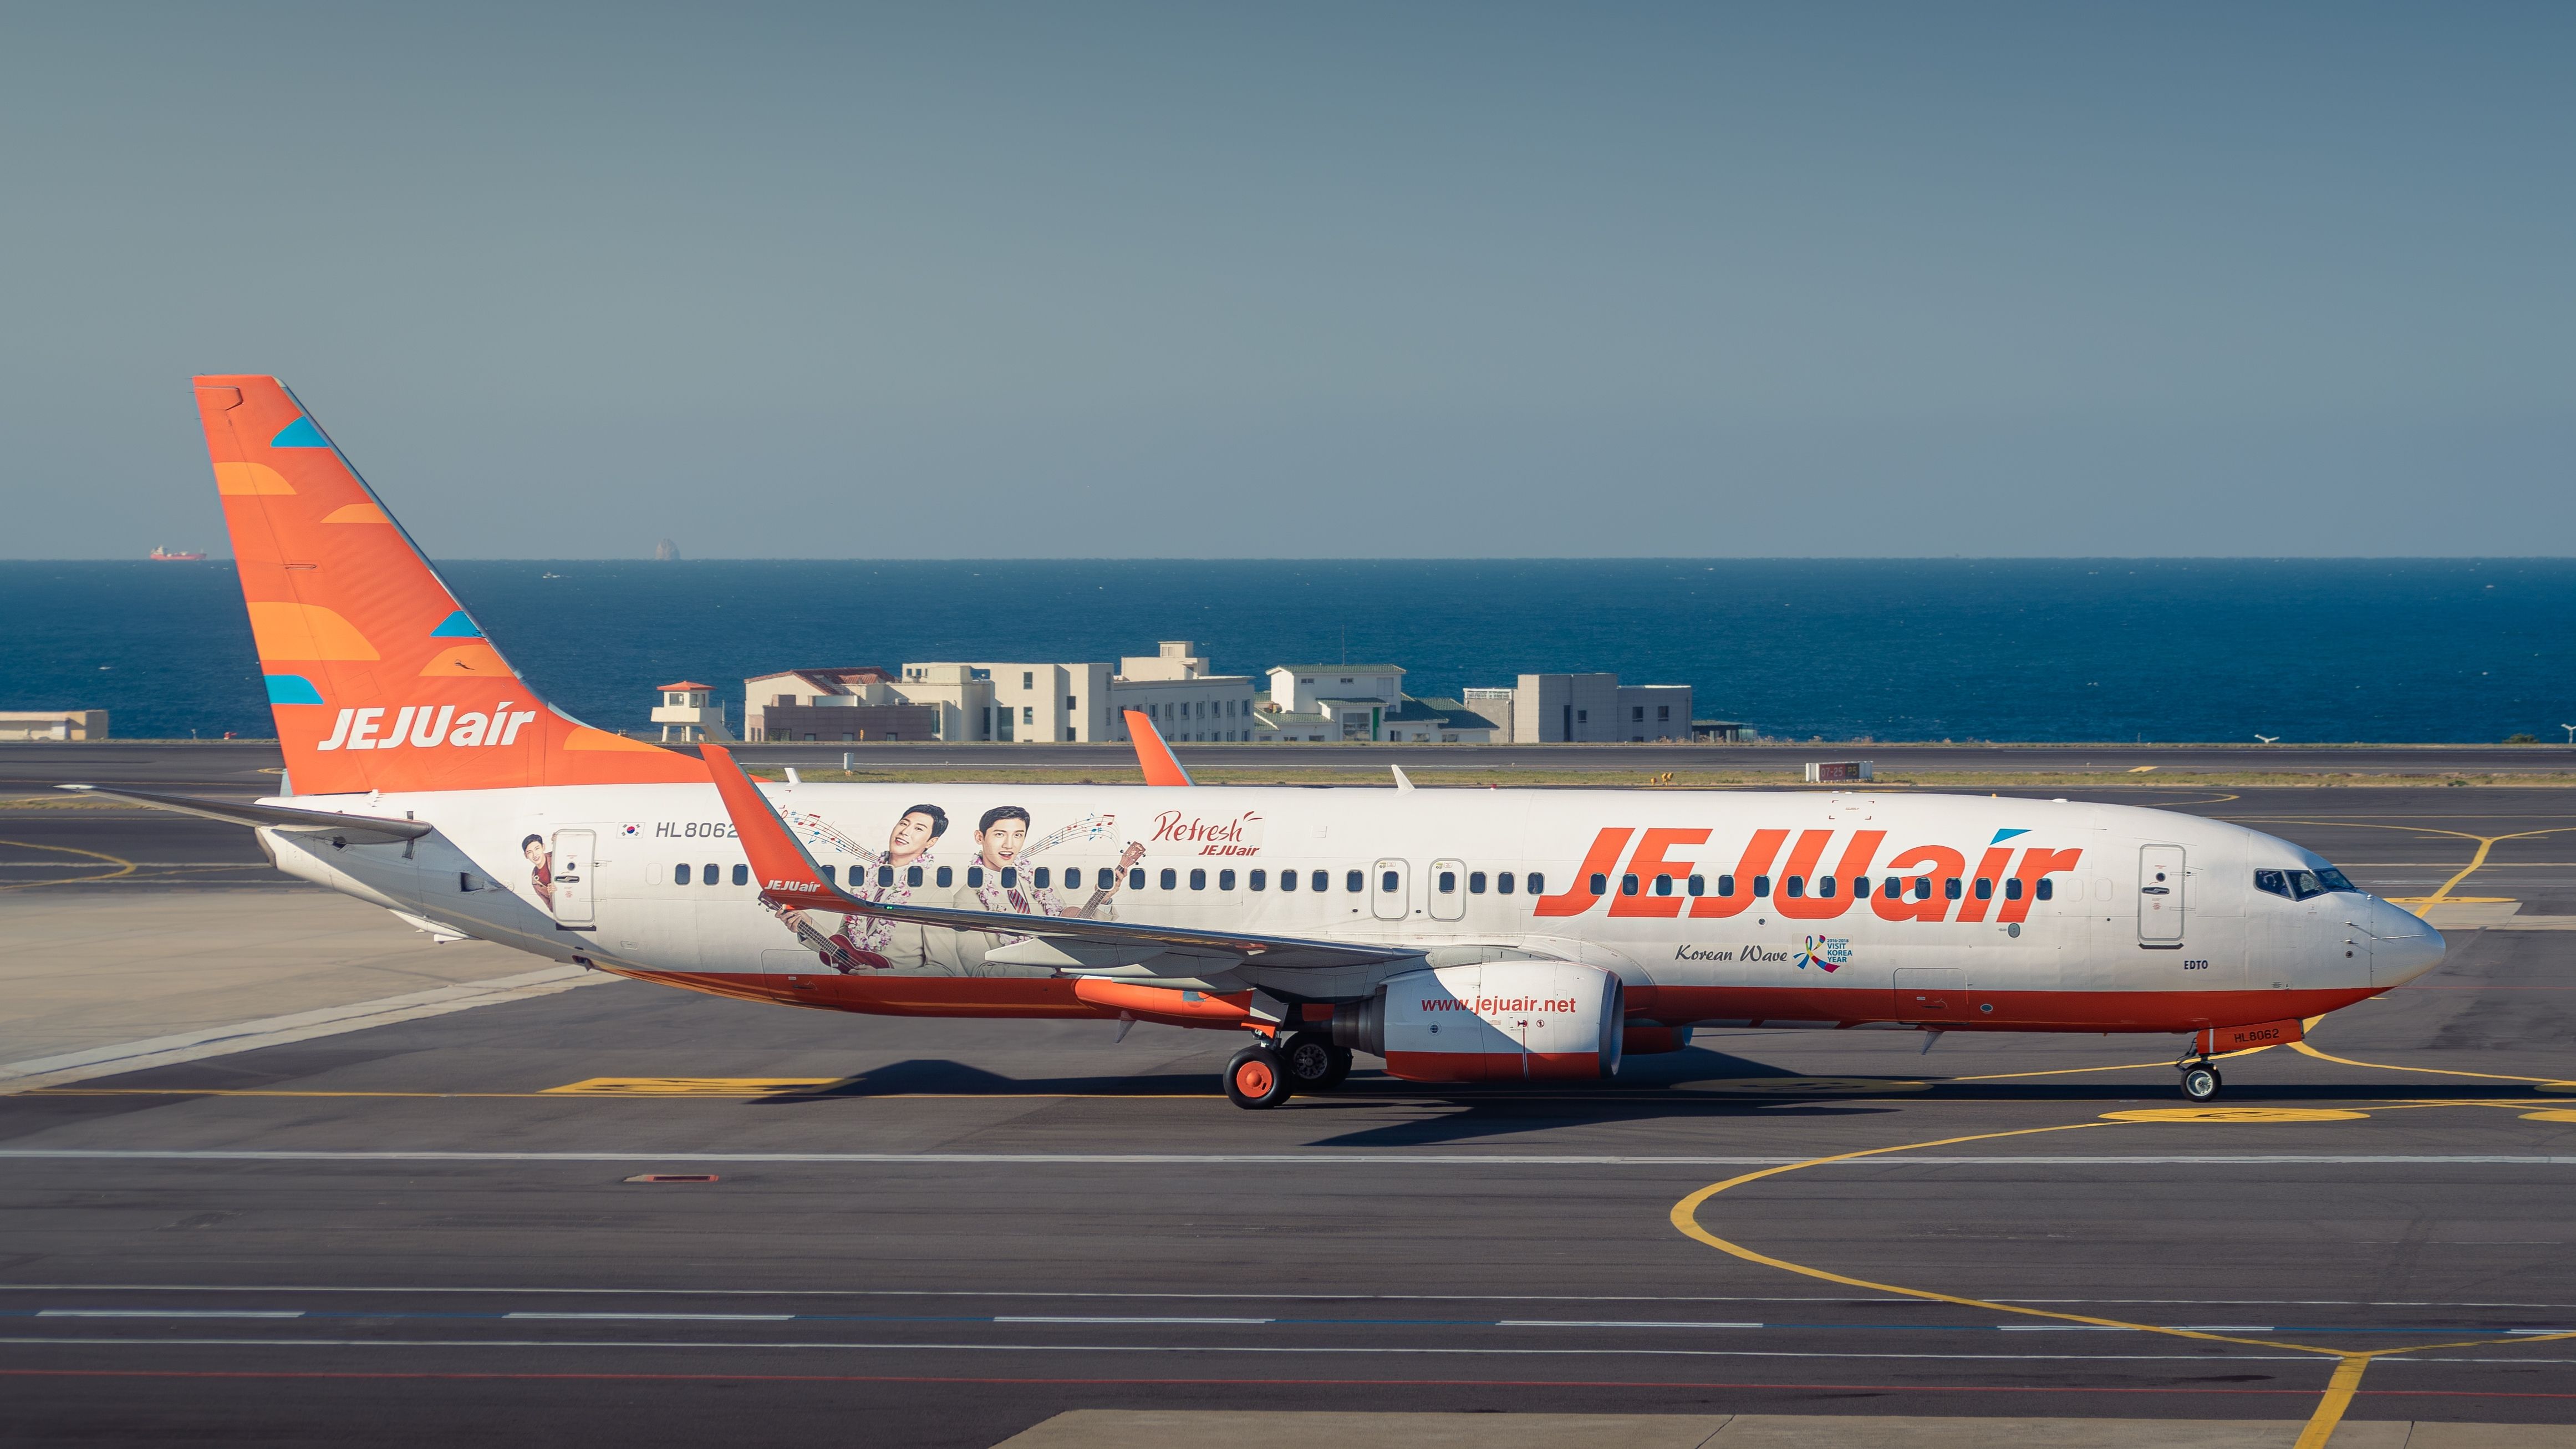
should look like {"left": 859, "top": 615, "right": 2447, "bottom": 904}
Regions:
{"left": 941, "top": 805, "right": 1148, "bottom": 977}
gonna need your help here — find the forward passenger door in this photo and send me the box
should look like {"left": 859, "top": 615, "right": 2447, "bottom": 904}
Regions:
{"left": 2137, "top": 844, "right": 2185, "bottom": 948}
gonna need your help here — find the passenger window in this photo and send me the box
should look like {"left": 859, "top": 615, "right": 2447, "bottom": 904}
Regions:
{"left": 1620, "top": 873, "right": 1640, "bottom": 897}
{"left": 1687, "top": 874, "right": 1704, "bottom": 897}
{"left": 1380, "top": 870, "right": 1398, "bottom": 893}
{"left": 731, "top": 865, "right": 748, "bottom": 887}
{"left": 1974, "top": 877, "right": 1992, "bottom": 900}
{"left": 1498, "top": 871, "right": 1516, "bottom": 894}
{"left": 1589, "top": 873, "right": 1608, "bottom": 896}
{"left": 1314, "top": 870, "right": 1330, "bottom": 892}
{"left": 1280, "top": 869, "right": 1298, "bottom": 892}
{"left": 907, "top": 865, "right": 923, "bottom": 887}
{"left": 967, "top": 866, "right": 985, "bottom": 888}
{"left": 936, "top": 866, "right": 954, "bottom": 888}
{"left": 1913, "top": 877, "right": 1931, "bottom": 901}
{"left": 1944, "top": 877, "right": 1961, "bottom": 900}
{"left": 1752, "top": 875, "right": 1768, "bottom": 898}
{"left": 1219, "top": 869, "right": 1236, "bottom": 891}
{"left": 2035, "top": 878, "right": 2054, "bottom": 901}
{"left": 1468, "top": 871, "right": 1486, "bottom": 894}
{"left": 2005, "top": 878, "right": 2024, "bottom": 901}
{"left": 1129, "top": 868, "right": 1146, "bottom": 891}
{"left": 1160, "top": 868, "right": 1178, "bottom": 891}
{"left": 2253, "top": 870, "right": 2289, "bottom": 898}
{"left": 1652, "top": 874, "right": 1672, "bottom": 897}
{"left": 702, "top": 863, "right": 719, "bottom": 886}
{"left": 1816, "top": 876, "right": 1834, "bottom": 899}
{"left": 1250, "top": 869, "right": 1266, "bottom": 891}
{"left": 1715, "top": 873, "right": 1733, "bottom": 897}
{"left": 1437, "top": 871, "right": 1456, "bottom": 893}
{"left": 672, "top": 863, "right": 689, "bottom": 886}
{"left": 1192, "top": 869, "right": 1209, "bottom": 891}
{"left": 1346, "top": 870, "right": 1364, "bottom": 892}
{"left": 880, "top": 866, "right": 896, "bottom": 887}
{"left": 1525, "top": 873, "right": 1544, "bottom": 896}
{"left": 1785, "top": 876, "right": 1805, "bottom": 898}
{"left": 1032, "top": 866, "right": 1050, "bottom": 889}
{"left": 821, "top": 865, "right": 836, "bottom": 885}
{"left": 1001, "top": 867, "right": 1017, "bottom": 889}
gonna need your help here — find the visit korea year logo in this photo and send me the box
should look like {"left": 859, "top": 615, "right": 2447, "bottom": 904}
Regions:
{"left": 1798, "top": 936, "right": 1852, "bottom": 972}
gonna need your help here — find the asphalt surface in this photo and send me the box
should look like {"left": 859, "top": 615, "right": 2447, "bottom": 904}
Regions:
{"left": 4, "top": 774, "right": 2574, "bottom": 1445}
{"left": 9, "top": 738, "right": 2576, "bottom": 796}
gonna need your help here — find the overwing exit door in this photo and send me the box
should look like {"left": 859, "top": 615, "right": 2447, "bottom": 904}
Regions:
{"left": 1371, "top": 858, "right": 1409, "bottom": 921}
{"left": 550, "top": 828, "right": 596, "bottom": 928}
{"left": 2137, "top": 844, "right": 2185, "bottom": 947}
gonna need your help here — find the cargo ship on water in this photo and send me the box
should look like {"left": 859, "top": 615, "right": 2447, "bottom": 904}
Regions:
{"left": 148, "top": 546, "right": 207, "bottom": 561}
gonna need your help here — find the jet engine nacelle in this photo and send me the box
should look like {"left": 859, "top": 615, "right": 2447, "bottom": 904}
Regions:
{"left": 1331, "top": 962, "right": 1624, "bottom": 1082}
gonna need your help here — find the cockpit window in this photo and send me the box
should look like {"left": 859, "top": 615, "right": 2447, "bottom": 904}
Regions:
{"left": 2258, "top": 866, "right": 2359, "bottom": 901}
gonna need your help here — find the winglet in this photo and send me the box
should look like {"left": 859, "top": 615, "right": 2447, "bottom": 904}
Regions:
{"left": 1391, "top": 764, "right": 1415, "bottom": 792}
{"left": 701, "top": 743, "right": 864, "bottom": 912}
{"left": 1123, "top": 709, "right": 1194, "bottom": 786}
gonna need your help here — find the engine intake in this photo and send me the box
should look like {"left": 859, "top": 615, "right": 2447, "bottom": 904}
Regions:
{"left": 1331, "top": 962, "right": 1624, "bottom": 1082}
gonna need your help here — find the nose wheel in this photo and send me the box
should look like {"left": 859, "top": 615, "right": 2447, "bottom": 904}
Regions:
{"left": 2178, "top": 1060, "right": 2224, "bottom": 1102}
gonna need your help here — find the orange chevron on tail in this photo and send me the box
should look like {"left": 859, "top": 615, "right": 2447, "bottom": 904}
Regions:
{"left": 196, "top": 376, "right": 705, "bottom": 796}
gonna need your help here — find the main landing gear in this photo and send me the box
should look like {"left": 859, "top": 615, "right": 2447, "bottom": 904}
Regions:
{"left": 1224, "top": 1030, "right": 1353, "bottom": 1110}
{"left": 2177, "top": 1056, "right": 2224, "bottom": 1103}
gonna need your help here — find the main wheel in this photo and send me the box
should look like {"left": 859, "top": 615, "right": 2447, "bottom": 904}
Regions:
{"left": 1280, "top": 1032, "right": 1339, "bottom": 1094}
{"left": 2178, "top": 1064, "right": 2222, "bottom": 1102}
{"left": 1320, "top": 1044, "right": 1353, "bottom": 1090}
{"left": 1224, "top": 1044, "right": 1291, "bottom": 1110}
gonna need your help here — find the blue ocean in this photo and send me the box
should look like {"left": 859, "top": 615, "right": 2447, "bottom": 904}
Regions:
{"left": 1, "top": 560, "right": 2568, "bottom": 744}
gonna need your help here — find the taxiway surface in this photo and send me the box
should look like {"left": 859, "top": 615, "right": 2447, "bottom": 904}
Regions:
{"left": 2, "top": 776, "right": 2573, "bottom": 1446}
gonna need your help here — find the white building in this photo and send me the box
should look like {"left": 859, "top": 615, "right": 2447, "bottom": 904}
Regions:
{"left": 1473, "top": 674, "right": 1694, "bottom": 743}
{"left": 741, "top": 643, "right": 1259, "bottom": 744}
{"left": 0, "top": 710, "right": 106, "bottom": 741}
{"left": 649, "top": 681, "right": 733, "bottom": 743}
{"left": 1248, "top": 665, "right": 1500, "bottom": 743}
{"left": 1108, "top": 642, "right": 1260, "bottom": 743}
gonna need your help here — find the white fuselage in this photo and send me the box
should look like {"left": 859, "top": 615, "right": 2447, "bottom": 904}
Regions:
{"left": 256, "top": 781, "right": 2442, "bottom": 1038}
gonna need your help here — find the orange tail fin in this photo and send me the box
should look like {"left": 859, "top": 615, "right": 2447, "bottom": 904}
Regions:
{"left": 196, "top": 376, "right": 705, "bottom": 796}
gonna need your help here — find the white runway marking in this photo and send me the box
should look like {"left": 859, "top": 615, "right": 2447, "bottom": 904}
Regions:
{"left": 0, "top": 967, "right": 606, "bottom": 1094}
{"left": 14, "top": 1284, "right": 2576, "bottom": 1311}
{"left": 1, "top": 1149, "right": 2570, "bottom": 1167}
{"left": 0, "top": 1334, "right": 2329, "bottom": 1362}
{"left": 34, "top": 1309, "right": 304, "bottom": 1319}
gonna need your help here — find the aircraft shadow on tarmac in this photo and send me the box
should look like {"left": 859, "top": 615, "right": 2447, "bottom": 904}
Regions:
{"left": 728, "top": 1047, "right": 2513, "bottom": 1150}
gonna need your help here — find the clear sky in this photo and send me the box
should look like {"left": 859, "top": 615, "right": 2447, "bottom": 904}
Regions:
{"left": 4, "top": 2, "right": 2569, "bottom": 558}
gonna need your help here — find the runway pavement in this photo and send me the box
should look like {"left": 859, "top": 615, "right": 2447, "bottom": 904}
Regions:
{"left": 2, "top": 775, "right": 2573, "bottom": 1445}
{"left": 9, "top": 738, "right": 2576, "bottom": 796}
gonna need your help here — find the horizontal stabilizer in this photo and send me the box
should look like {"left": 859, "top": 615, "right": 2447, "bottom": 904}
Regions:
{"left": 57, "top": 784, "right": 433, "bottom": 843}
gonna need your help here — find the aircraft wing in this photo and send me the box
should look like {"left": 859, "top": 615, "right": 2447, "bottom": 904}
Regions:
{"left": 702, "top": 744, "right": 1407, "bottom": 973}
{"left": 55, "top": 784, "right": 434, "bottom": 843}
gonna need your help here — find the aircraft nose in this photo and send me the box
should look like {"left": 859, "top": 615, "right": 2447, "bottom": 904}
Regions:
{"left": 2368, "top": 898, "right": 2446, "bottom": 985}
